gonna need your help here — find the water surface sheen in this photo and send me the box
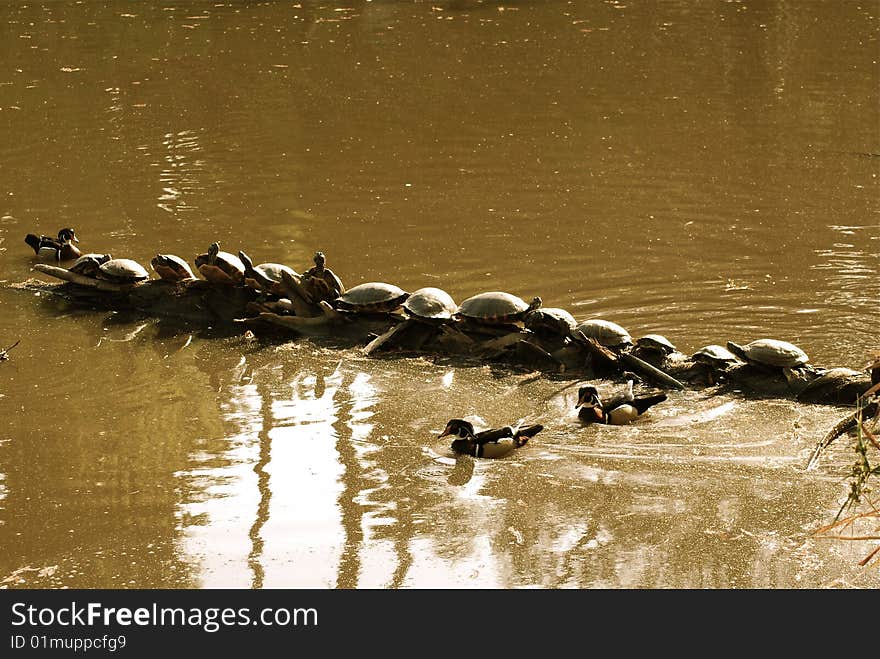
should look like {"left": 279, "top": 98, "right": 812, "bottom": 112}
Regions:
{"left": 1, "top": 1, "right": 878, "bottom": 588}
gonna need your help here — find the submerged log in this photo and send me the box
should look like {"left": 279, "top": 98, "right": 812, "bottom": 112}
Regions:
{"left": 805, "top": 396, "right": 879, "bottom": 470}
{"left": 11, "top": 273, "right": 877, "bottom": 408}
{"left": 364, "top": 323, "right": 408, "bottom": 355}
{"left": 33, "top": 263, "right": 134, "bottom": 293}
{"left": 619, "top": 351, "right": 685, "bottom": 391}
{"left": 22, "top": 269, "right": 256, "bottom": 326}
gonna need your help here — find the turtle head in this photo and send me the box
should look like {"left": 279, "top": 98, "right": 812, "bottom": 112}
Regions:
{"left": 313, "top": 251, "right": 326, "bottom": 269}
{"left": 238, "top": 250, "right": 255, "bottom": 272}
{"left": 58, "top": 227, "right": 78, "bottom": 243}
{"left": 208, "top": 242, "right": 221, "bottom": 258}
{"left": 726, "top": 341, "right": 747, "bottom": 361}
{"left": 439, "top": 419, "right": 475, "bottom": 440}
{"left": 527, "top": 296, "right": 542, "bottom": 313}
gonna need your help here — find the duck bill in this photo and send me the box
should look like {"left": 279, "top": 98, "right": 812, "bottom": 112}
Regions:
{"left": 438, "top": 426, "right": 453, "bottom": 439}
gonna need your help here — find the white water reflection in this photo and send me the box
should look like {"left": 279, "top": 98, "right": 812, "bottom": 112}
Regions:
{"left": 178, "top": 362, "right": 346, "bottom": 587}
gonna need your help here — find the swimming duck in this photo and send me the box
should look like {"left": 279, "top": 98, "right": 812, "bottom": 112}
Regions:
{"left": 24, "top": 227, "right": 81, "bottom": 261}
{"left": 576, "top": 379, "right": 667, "bottom": 425}
{"left": 439, "top": 418, "right": 543, "bottom": 458}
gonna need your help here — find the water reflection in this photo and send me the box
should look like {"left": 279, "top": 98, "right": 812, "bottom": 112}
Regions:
{"left": 2, "top": 0, "right": 879, "bottom": 589}
{"left": 157, "top": 129, "right": 205, "bottom": 216}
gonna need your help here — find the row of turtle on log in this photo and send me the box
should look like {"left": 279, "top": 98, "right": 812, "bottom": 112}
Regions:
{"left": 25, "top": 240, "right": 880, "bottom": 410}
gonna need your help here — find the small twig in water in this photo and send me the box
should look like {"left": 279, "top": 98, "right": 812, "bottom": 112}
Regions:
{"left": 0, "top": 340, "right": 21, "bottom": 361}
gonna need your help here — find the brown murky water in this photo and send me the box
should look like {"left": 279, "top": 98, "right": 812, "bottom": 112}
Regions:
{"left": 1, "top": 1, "right": 878, "bottom": 588}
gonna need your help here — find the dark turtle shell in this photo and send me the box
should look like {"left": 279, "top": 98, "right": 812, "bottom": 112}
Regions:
{"left": 98, "top": 258, "right": 150, "bottom": 284}
{"left": 151, "top": 254, "right": 195, "bottom": 282}
{"left": 195, "top": 242, "right": 245, "bottom": 285}
{"left": 796, "top": 367, "right": 871, "bottom": 405}
{"left": 238, "top": 250, "right": 298, "bottom": 294}
{"left": 69, "top": 253, "right": 112, "bottom": 277}
{"left": 727, "top": 339, "right": 809, "bottom": 368}
{"left": 691, "top": 344, "right": 739, "bottom": 366}
{"left": 524, "top": 307, "right": 577, "bottom": 337}
{"left": 335, "top": 282, "right": 409, "bottom": 312}
{"left": 403, "top": 287, "right": 458, "bottom": 322}
{"left": 574, "top": 319, "right": 633, "bottom": 347}
{"left": 457, "top": 292, "right": 542, "bottom": 324}
{"left": 635, "top": 334, "right": 677, "bottom": 355}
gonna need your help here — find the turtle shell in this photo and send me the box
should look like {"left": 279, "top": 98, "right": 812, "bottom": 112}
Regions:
{"left": 69, "top": 253, "right": 112, "bottom": 277}
{"left": 237, "top": 250, "right": 298, "bottom": 293}
{"left": 574, "top": 319, "right": 633, "bottom": 347}
{"left": 195, "top": 242, "right": 245, "bottom": 285}
{"left": 335, "top": 282, "right": 409, "bottom": 312}
{"left": 457, "top": 292, "right": 542, "bottom": 324}
{"left": 727, "top": 339, "right": 809, "bottom": 368}
{"left": 524, "top": 307, "right": 577, "bottom": 337}
{"left": 691, "top": 344, "right": 739, "bottom": 365}
{"left": 151, "top": 254, "right": 195, "bottom": 282}
{"left": 796, "top": 367, "right": 871, "bottom": 404}
{"left": 256, "top": 263, "right": 298, "bottom": 283}
{"left": 98, "top": 258, "right": 150, "bottom": 284}
{"left": 635, "top": 334, "right": 677, "bottom": 355}
{"left": 403, "top": 287, "right": 458, "bottom": 321}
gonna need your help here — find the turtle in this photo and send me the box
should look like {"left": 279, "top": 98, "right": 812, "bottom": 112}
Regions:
{"left": 726, "top": 339, "right": 809, "bottom": 369}
{"left": 631, "top": 333, "right": 688, "bottom": 369}
{"left": 334, "top": 282, "right": 409, "bottom": 313}
{"left": 691, "top": 344, "right": 740, "bottom": 368}
{"left": 238, "top": 250, "right": 299, "bottom": 296}
{"left": 689, "top": 344, "right": 741, "bottom": 385}
{"left": 68, "top": 253, "right": 112, "bottom": 277}
{"left": 194, "top": 241, "right": 245, "bottom": 285}
{"left": 96, "top": 258, "right": 150, "bottom": 284}
{"left": 634, "top": 334, "right": 677, "bottom": 356}
{"left": 301, "top": 251, "right": 345, "bottom": 303}
{"left": 795, "top": 367, "right": 872, "bottom": 405}
{"left": 574, "top": 319, "right": 633, "bottom": 348}
{"left": 456, "top": 292, "right": 542, "bottom": 325}
{"left": 524, "top": 307, "right": 577, "bottom": 338}
{"left": 402, "top": 287, "right": 458, "bottom": 323}
{"left": 151, "top": 254, "right": 195, "bottom": 282}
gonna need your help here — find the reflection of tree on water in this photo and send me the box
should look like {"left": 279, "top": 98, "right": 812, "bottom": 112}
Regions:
{"left": 172, "top": 340, "right": 874, "bottom": 588}
{"left": 333, "top": 370, "right": 366, "bottom": 589}
{"left": 246, "top": 374, "right": 272, "bottom": 590}
{"left": 333, "top": 368, "right": 414, "bottom": 589}
{"left": 433, "top": 451, "right": 847, "bottom": 588}
{"left": 219, "top": 351, "right": 413, "bottom": 588}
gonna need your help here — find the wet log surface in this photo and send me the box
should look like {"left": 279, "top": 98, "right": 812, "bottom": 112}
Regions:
{"left": 9, "top": 271, "right": 877, "bottom": 411}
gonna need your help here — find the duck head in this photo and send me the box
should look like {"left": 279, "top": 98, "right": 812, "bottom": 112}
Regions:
{"left": 58, "top": 227, "right": 79, "bottom": 244}
{"left": 576, "top": 385, "right": 602, "bottom": 410}
{"left": 576, "top": 385, "right": 605, "bottom": 422}
{"left": 439, "top": 418, "right": 475, "bottom": 439}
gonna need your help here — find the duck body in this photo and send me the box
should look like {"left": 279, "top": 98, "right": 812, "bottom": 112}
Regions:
{"left": 24, "top": 227, "right": 81, "bottom": 261}
{"left": 439, "top": 418, "right": 543, "bottom": 458}
{"left": 576, "top": 380, "right": 667, "bottom": 425}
